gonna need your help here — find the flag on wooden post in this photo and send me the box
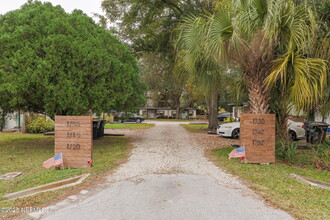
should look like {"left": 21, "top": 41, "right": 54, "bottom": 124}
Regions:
{"left": 42, "top": 153, "right": 63, "bottom": 169}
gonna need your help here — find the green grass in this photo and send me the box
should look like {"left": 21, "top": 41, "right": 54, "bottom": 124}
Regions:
{"left": 104, "top": 123, "right": 154, "bottom": 129}
{"left": 0, "top": 132, "right": 131, "bottom": 213}
{"left": 290, "top": 148, "right": 330, "bottom": 170}
{"left": 211, "top": 147, "right": 330, "bottom": 220}
{"left": 180, "top": 124, "right": 209, "bottom": 133}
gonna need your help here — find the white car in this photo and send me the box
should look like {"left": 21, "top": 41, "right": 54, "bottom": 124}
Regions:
{"left": 217, "top": 119, "right": 305, "bottom": 140}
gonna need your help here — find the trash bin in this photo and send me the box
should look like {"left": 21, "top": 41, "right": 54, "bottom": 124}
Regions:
{"left": 93, "top": 120, "right": 106, "bottom": 139}
{"left": 97, "top": 120, "right": 106, "bottom": 138}
{"left": 304, "top": 121, "right": 329, "bottom": 144}
{"left": 93, "top": 120, "right": 101, "bottom": 140}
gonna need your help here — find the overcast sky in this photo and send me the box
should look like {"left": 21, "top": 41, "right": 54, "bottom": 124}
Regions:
{"left": 0, "top": 0, "right": 104, "bottom": 20}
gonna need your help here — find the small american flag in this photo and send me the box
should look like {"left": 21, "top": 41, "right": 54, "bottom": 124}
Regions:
{"left": 229, "top": 146, "right": 245, "bottom": 159}
{"left": 43, "top": 153, "right": 63, "bottom": 169}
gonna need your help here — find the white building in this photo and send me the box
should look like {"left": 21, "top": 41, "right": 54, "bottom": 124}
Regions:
{"left": 1, "top": 112, "right": 25, "bottom": 130}
{"left": 139, "top": 107, "right": 197, "bottom": 119}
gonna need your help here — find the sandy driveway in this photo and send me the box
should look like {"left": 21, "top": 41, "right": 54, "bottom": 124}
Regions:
{"left": 42, "top": 122, "right": 292, "bottom": 220}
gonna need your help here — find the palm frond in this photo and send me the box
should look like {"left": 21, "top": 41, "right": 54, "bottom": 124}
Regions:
{"left": 266, "top": 52, "right": 327, "bottom": 111}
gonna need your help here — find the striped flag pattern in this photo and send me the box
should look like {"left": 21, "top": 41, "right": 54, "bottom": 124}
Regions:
{"left": 229, "top": 146, "right": 245, "bottom": 159}
{"left": 43, "top": 153, "right": 63, "bottom": 169}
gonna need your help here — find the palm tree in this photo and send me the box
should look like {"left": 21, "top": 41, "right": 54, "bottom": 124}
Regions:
{"left": 207, "top": 0, "right": 327, "bottom": 116}
{"left": 176, "top": 15, "right": 224, "bottom": 130}
{"left": 176, "top": 0, "right": 327, "bottom": 139}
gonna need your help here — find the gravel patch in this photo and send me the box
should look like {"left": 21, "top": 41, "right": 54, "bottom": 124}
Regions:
{"left": 107, "top": 123, "right": 248, "bottom": 192}
{"left": 193, "top": 133, "right": 240, "bottom": 149}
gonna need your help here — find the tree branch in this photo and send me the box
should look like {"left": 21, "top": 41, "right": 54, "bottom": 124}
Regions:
{"left": 160, "top": 0, "right": 183, "bottom": 14}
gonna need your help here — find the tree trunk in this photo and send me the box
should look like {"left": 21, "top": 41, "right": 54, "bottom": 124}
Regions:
{"left": 175, "top": 94, "right": 181, "bottom": 119}
{"left": 208, "top": 89, "right": 218, "bottom": 130}
{"left": 248, "top": 77, "right": 270, "bottom": 114}
{"left": 176, "top": 104, "right": 181, "bottom": 119}
{"left": 276, "top": 105, "right": 289, "bottom": 143}
{"left": 0, "top": 111, "right": 5, "bottom": 131}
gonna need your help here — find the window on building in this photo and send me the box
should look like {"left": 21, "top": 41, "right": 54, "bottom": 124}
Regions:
{"left": 157, "top": 111, "right": 164, "bottom": 116}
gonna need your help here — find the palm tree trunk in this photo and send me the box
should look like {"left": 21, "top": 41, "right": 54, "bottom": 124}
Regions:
{"left": 208, "top": 88, "right": 218, "bottom": 130}
{"left": 276, "top": 106, "right": 289, "bottom": 142}
{"left": 248, "top": 77, "right": 270, "bottom": 114}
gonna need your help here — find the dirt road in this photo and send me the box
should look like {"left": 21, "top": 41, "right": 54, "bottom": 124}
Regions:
{"left": 42, "top": 122, "right": 292, "bottom": 220}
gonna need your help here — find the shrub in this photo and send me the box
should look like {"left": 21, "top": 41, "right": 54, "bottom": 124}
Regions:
{"left": 313, "top": 141, "right": 329, "bottom": 158}
{"left": 276, "top": 141, "right": 297, "bottom": 163}
{"left": 156, "top": 115, "right": 169, "bottom": 119}
{"left": 312, "top": 142, "right": 330, "bottom": 170}
{"left": 26, "top": 115, "right": 54, "bottom": 133}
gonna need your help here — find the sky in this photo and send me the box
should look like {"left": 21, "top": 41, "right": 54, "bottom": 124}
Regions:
{"left": 0, "top": 0, "right": 104, "bottom": 20}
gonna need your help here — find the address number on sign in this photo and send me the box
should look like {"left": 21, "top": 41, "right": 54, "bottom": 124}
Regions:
{"left": 67, "top": 121, "right": 80, "bottom": 127}
{"left": 67, "top": 132, "right": 80, "bottom": 138}
{"left": 67, "top": 144, "right": 80, "bottom": 150}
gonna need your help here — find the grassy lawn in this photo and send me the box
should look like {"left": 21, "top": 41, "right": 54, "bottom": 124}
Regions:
{"left": 210, "top": 147, "right": 330, "bottom": 220}
{"left": 0, "top": 132, "right": 132, "bottom": 218}
{"left": 104, "top": 123, "right": 154, "bottom": 129}
{"left": 180, "top": 124, "right": 209, "bottom": 133}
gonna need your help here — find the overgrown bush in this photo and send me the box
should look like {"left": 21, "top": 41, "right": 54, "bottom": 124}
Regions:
{"left": 26, "top": 115, "right": 54, "bottom": 133}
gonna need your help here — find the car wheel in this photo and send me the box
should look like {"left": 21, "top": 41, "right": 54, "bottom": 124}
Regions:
{"left": 136, "top": 119, "right": 141, "bottom": 124}
{"left": 232, "top": 128, "right": 240, "bottom": 139}
{"left": 289, "top": 130, "right": 297, "bottom": 140}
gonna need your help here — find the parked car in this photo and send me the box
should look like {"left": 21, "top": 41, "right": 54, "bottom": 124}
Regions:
{"left": 217, "top": 112, "right": 232, "bottom": 121}
{"left": 116, "top": 113, "right": 145, "bottom": 123}
{"left": 217, "top": 119, "right": 305, "bottom": 140}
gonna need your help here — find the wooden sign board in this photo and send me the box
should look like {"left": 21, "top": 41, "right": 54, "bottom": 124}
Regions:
{"left": 240, "top": 114, "right": 275, "bottom": 163}
{"left": 55, "top": 116, "right": 93, "bottom": 168}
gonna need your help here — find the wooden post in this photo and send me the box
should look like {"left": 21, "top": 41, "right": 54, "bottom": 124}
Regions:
{"left": 55, "top": 116, "right": 93, "bottom": 168}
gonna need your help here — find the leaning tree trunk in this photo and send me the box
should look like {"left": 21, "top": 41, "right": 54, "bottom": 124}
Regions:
{"left": 208, "top": 88, "right": 218, "bottom": 131}
{"left": 248, "top": 76, "right": 270, "bottom": 114}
